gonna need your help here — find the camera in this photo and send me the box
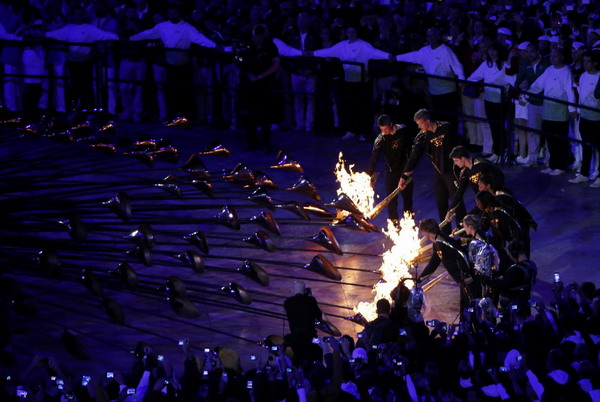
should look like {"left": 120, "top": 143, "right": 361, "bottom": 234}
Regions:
{"left": 357, "top": 333, "right": 363, "bottom": 338}
{"left": 204, "top": 348, "right": 211, "bottom": 353}
{"left": 178, "top": 339, "right": 185, "bottom": 346}
{"left": 553, "top": 272, "right": 561, "bottom": 283}
{"left": 529, "top": 300, "right": 537, "bottom": 307}
{"left": 17, "top": 389, "right": 28, "bottom": 398}
{"left": 127, "top": 388, "right": 136, "bottom": 395}
{"left": 157, "top": 355, "right": 164, "bottom": 361}
{"left": 164, "top": 379, "right": 170, "bottom": 385}
{"left": 372, "top": 345, "right": 378, "bottom": 350}
{"left": 271, "top": 345, "right": 278, "bottom": 351}
{"left": 426, "top": 320, "right": 436, "bottom": 327}
{"left": 467, "top": 307, "right": 474, "bottom": 313}
{"left": 250, "top": 354, "right": 257, "bottom": 361}
{"left": 82, "top": 375, "right": 91, "bottom": 386}
{"left": 222, "top": 373, "right": 228, "bottom": 381}
{"left": 202, "top": 370, "right": 208, "bottom": 376}
{"left": 65, "top": 393, "right": 75, "bottom": 400}
{"left": 304, "top": 287, "right": 312, "bottom": 296}
{"left": 517, "top": 355, "right": 523, "bottom": 362}
{"left": 499, "top": 366, "right": 508, "bottom": 372}
{"left": 50, "top": 376, "right": 56, "bottom": 381}
{"left": 312, "top": 338, "right": 320, "bottom": 344}
{"left": 247, "top": 380, "right": 253, "bottom": 389}
{"left": 106, "top": 372, "right": 114, "bottom": 379}
{"left": 399, "top": 328, "right": 407, "bottom": 336}
{"left": 511, "top": 304, "right": 518, "bottom": 310}
{"left": 349, "top": 358, "right": 355, "bottom": 363}
{"left": 286, "top": 367, "right": 293, "bottom": 373}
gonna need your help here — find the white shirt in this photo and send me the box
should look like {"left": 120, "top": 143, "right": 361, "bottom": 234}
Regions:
{"left": 46, "top": 24, "right": 119, "bottom": 61}
{"left": 468, "top": 60, "right": 516, "bottom": 103}
{"left": 577, "top": 71, "right": 600, "bottom": 121}
{"left": 395, "top": 43, "right": 465, "bottom": 95}
{"left": 529, "top": 65, "right": 576, "bottom": 121}
{"left": 273, "top": 38, "right": 302, "bottom": 57}
{"left": 130, "top": 20, "right": 216, "bottom": 65}
{"left": 313, "top": 39, "right": 389, "bottom": 82}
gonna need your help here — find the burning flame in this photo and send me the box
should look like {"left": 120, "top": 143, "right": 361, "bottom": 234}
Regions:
{"left": 354, "top": 212, "right": 421, "bottom": 321}
{"left": 334, "top": 152, "right": 375, "bottom": 216}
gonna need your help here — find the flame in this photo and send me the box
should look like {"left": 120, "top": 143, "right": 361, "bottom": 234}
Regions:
{"left": 334, "top": 152, "right": 375, "bottom": 216}
{"left": 354, "top": 212, "right": 421, "bottom": 321}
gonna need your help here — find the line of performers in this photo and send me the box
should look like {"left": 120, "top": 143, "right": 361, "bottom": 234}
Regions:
{"left": 368, "top": 110, "right": 538, "bottom": 316}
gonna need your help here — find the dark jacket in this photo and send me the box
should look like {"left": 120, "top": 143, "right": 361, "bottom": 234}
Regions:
{"left": 449, "top": 158, "right": 505, "bottom": 211}
{"left": 284, "top": 293, "right": 322, "bottom": 338}
{"left": 403, "top": 121, "right": 459, "bottom": 176}
{"left": 420, "top": 232, "right": 472, "bottom": 284}
{"left": 367, "top": 124, "right": 414, "bottom": 176}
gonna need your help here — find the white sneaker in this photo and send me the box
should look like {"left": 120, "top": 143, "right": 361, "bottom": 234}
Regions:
{"left": 515, "top": 156, "right": 528, "bottom": 164}
{"left": 568, "top": 175, "right": 588, "bottom": 184}
{"left": 541, "top": 167, "right": 553, "bottom": 174}
{"left": 591, "top": 178, "right": 600, "bottom": 188}
{"left": 342, "top": 131, "right": 356, "bottom": 140}
{"left": 549, "top": 169, "right": 565, "bottom": 176}
{"left": 486, "top": 154, "right": 499, "bottom": 163}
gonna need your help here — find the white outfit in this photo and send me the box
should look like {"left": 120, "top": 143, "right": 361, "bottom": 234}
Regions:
{"left": 529, "top": 65, "right": 576, "bottom": 121}
{"left": 130, "top": 20, "right": 216, "bottom": 65}
{"left": 467, "top": 60, "right": 516, "bottom": 103}
{"left": 313, "top": 39, "right": 389, "bottom": 82}
{"left": 395, "top": 44, "right": 465, "bottom": 95}
{"left": 46, "top": 24, "right": 119, "bottom": 61}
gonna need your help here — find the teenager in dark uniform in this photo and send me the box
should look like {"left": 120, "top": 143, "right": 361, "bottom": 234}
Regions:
{"left": 417, "top": 218, "right": 478, "bottom": 312}
{"left": 397, "top": 109, "right": 466, "bottom": 232}
{"left": 366, "top": 114, "right": 414, "bottom": 226}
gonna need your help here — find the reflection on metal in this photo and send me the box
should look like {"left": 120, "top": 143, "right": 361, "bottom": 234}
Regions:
{"left": 344, "top": 312, "right": 369, "bottom": 327}
{"left": 97, "top": 121, "right": 117, "bottom": 134}
{"left": 125, "top": 224, "right": 155, "bottom": 248}
{"left": 302, "top": 203, "right": 334, "bottom": 218}
{"left": 102, "top": 191, "right": 131, "bottom": 222}
{"left": 81, "top": 268, "right": 104, "bottom": 297}
{"left": 332, "top": 214, "right": 377, "bottom": 232}
{"left": 242, "top": 230, "right": 276, "bottom": 253}
{"left": 183, "top": 231, "right": 209, "bottom": 254}
{"left": 237, "top": 260, "right": 270, "bottom": 286}
{"left": 151, "top": 146, "right": 179, "bottom": 164}
{"left": 286, "top": 176, "right": 320, "bottom": 201}
{"left": 225, "top": 163, "right": 255, "bottom": 185}
{"left": 179, "top": 154, "right": 207, "bottom": 173}
{"left": 307, "top": 227, "right": 343, "bottom": 255}
{"left": 247, "top": 187, "right": 275, "bottom": 210}
{"left": 125, "top": 244, "right": 152, "bottom": 266}
{"left": 154, "top": 182, "right": 183, "bottom": 199}
{"left": 201, "top": 141, "right": 231, "bottom": 157}
{"left": 110, "top": 262, "right": 138, "bottom": 290}
{"left": 254, "top": 170, "right": 277, "bottom": 188}
{"left": 315, "top": 318, "right": 341, "bottom": 336}
{"left": 276, "top": 201, "right": 310, "bottom": 221}
{"left": 163, "top": 115, "right": 191, "bottom": 128}
{"left": 303, "top": 254, "right": 342, "bottom": 281}
{"left": 124, "top": 150, "right": 154, "bottom": 167}
{"left": 325, "top": 193, "right": 363, "bottom": 216}
{"left": 174, "top": 251, "right": 205, "bottom": 273}
{"left": 214, "top": 206, "right": 241, "bottom": 230}
{"left": 249, "top": 211, "right": 281, "bottom": 236}
{"left": 269, "top": 150, "right": 304, "bottom": 173}
{"left": 90, "top": 142, "right": 117, "bottom": 155}
{"left": 221, "top": 282, "right": 252, "bottom": 305}
{"left": 58, "top": 215, "right": 88, "bottom": 241}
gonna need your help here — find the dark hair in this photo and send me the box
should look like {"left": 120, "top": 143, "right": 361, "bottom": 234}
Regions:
{"left": 449, "top": 145, "right": 470, "bottom": 159}
{"left": 505, "top": 240, "right": 525, "bottom": 258}
{"left": 377, "top": 114, "right": 393, "bottom": 126}
{"left": 376, "top": 299, "right": 391, "bottom": 315}
{"left": 478, "top": 174, "right": 498, "bottom": 191}
{"left": 413, "top": 109, "right": 431, "bottom": 122}
{"left": 475, "top": 190, "right": 498, "bottom": 209}
{"left": 462, "top": 214, "right": 481, "bottom": 229}
{"left": 487, "top": 40, "right": 508, "bottom": 70}
{"left": 418, "top": 218, "right": 440, "bottom": 235}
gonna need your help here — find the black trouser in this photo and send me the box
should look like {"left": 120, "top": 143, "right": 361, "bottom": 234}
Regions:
{"left": 542, "top": 119, "right": 574, "bottom": 171}
{"left": 240, "top": 80, "right": 273, "bottom": 150}
{"left": 67, "top": 60, "right": 95, "bottom": 111}
{"left": 435, "top": 172, "right": 466, "bottom": 232}
{"left": 387, "top": 171, "right": 414, "bottom": 221}
{"left": 339, "top": 81, "right": 370, "bottom": 136}
{"left": 431, "top": 91, "right": 459, "bottom": 132}
{"left": 166, "top": 63, "right": 194, "bottom": 117}
{"left": 484, "top": 100, "right": 507, "bottom": 157}
{"left": 579, "top": 117, "right": 600, "bottom": 177}
{"left": 23, "top": 83, "right": 42, "bottom": 120}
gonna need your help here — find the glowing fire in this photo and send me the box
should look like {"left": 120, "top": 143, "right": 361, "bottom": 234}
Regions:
{"left": 334, "top": 152, "right": 375, "bottom": 216}
{"left": 354, "top": 212, "right": 421, "bottom": 321}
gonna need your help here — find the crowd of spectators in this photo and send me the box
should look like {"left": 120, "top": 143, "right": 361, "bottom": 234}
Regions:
{"left": 1, "top": 0, "right": 600, "bottom": 181}
{"left": 1, "top": 277, "right": 599, "bottom": 401}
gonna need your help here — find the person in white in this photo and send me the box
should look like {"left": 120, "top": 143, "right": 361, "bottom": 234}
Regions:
{"left": 467, "top": 40, "right": 516, "bottom": 163}
{"left": 129, "top": 5, "right": 216, "bottom": 118}
{"left": 571, "top": 51, "right": 600, "bottom": 188}
{"left": 90, "top": 1, "right": 118, "bottom": 115}
{"left": 306, "top": 25, "right": 390, "bottom": 139}
{"left": 526, "top": 47, "right": 577, "bottom": 176}
{"left": 46, "top": 6, "right": 119, "bottom": 111}
{"left": 0, "top": 20, "right": 23, "bottom": 113}
{"left": 395, "top": 27, "right": 465, "bottom": 130}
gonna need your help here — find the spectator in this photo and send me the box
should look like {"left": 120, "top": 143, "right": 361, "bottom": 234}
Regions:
{"left": 359, "top": 299, "right": 398, "bottom": 349}
{"left": 283, "top": 281, "right": 322, "bottom": 361}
